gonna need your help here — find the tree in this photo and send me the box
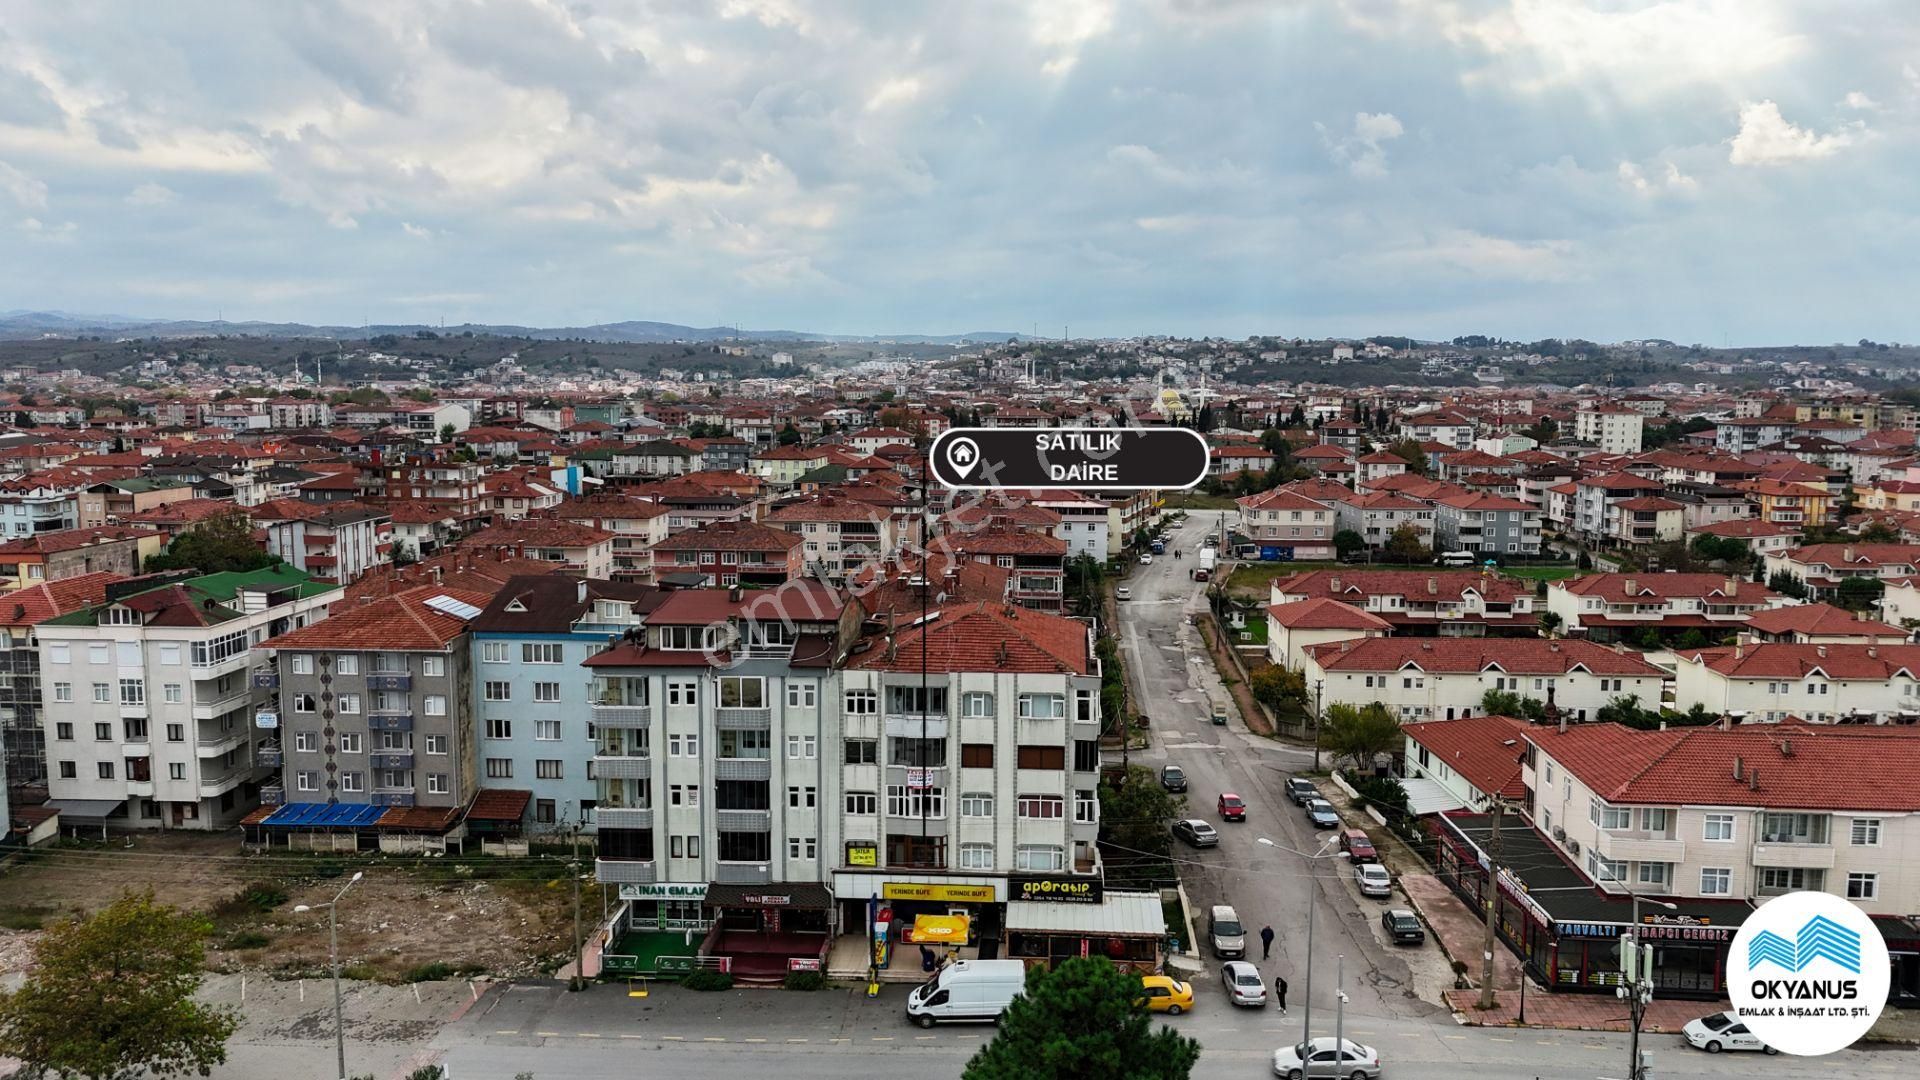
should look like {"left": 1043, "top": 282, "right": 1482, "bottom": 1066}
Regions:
{"left": 1837, "top": 576, "right": 1885, "bottom": 612}
{"left": 776, "top": 422, "right": 802, "bottom": 446}
{"left": 1859, "top": 520, "right": 1899, "bottom": 544}
{"left": 1320, "top": 702, "right": 1401, "bottom": 773}
{"left": 1332, "top": 530, "right": 1365, "bottom": 559}
{"left": 1248, "top": 665, "right": 1305, "bottom": 714}
{"left": 1768, "top": 570, "right": 1809, "bottom": 600}
{"left": 1690, "top": 534, "right": 1751, "bottom": 566}
{"left": 1287, "top": 403, "right": 1306, "bottom": 428}
{"left": 0, "top": 890, "right": 239, "bottom": 1079}
{"left": 1481, "top": 689, "right": 1546, "bottom": 721}
{"left": 1675, "top": 628, "right": 1710, "bottom": 650}
{"left": 1097, "top": 764, "right": 1185, "bottom": 887}
{"left": 143, "top": 510, "right": 276, "bottom": 576}
{"left": 963, "top": 957, "right": 1201, "bottom": 1080}
{"left": 1596, "top": 694, "right": 1664, "bottom": 730}
{"left": 438, "top": 423, "right": 456, "bottom": 443}
{"left": 1259, "top": 428, "right": 1287, "bottom": 455}
{"left": 1384, "top": 437, "right": 1429, "bottom": 477}
{"left": 1576, "top": 550, "right": 1593, "bottom": 571}
{"left": 1382, "top": 524, "right": 1428, "bottom": 564}
{"left": 1538, "top": 611, "right": 1563, "bottom": 637}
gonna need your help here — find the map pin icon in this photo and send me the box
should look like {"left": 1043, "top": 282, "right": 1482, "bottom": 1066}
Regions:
{"left": 946, "top": 436, "right": 981, "bottom": 480}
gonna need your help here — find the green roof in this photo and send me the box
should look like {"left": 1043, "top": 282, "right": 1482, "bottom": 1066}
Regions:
{"left": 43, "top": 563, "right": 334, "bottom": 626}
{"left": 96, "top": 477, "right": 189, "bottom": 493}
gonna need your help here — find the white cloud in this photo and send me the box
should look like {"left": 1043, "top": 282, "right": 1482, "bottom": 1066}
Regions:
{"left": 401, "top": 222, "right": 431, "bottom": 239}
{"left": 1842, "top": 90, "right": 1879, "bottom": 110}
{"left": 865, "top": 77, "right": 922, "bottom": 112}
{"left": 1618, "top": 159, "right": 1696, "bottom": 196}
{"left": 0, "top": 160, "right": 48, "bottom": 210}
{"left": 125, "top": 182, "right": 177, "bottom": 206}
{"left": 1373, "top": 228, "right": 1579, "bottom": 283}
{"left": 1728, "top": 99, "right": 1862, "bottom": 166}
{"left": 1319, "top": 111, "right": 1404, "bottom": 178}
{"left": 1105, "top": 143, "right": 1253, "bottom": 189}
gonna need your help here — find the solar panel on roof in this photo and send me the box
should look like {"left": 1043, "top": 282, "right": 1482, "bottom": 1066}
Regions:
{"left": 424, "top": 594, "right": 483, "bottom": 620}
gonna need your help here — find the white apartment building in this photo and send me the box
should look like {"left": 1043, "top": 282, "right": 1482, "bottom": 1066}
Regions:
{"left": 1302, "top": 637, "right": 1667, "bottom": 722}
{"left": 37, "top": 566, "right": 340, "bottom": 830}
{"left": 1670, "top": 642, "right": 1920, "bottom": 723}
{"left": 1573, "top": 407, "right": 1645, "bottom": 455}
{"left": 1269, "top": 570, "right": 1537, "bottom": 636}
{"left": 1544, "top": 574, "right": 1791, "bottom": 641}
{"left": 1522, "top": 723, "right": 1920, "bottom": 916}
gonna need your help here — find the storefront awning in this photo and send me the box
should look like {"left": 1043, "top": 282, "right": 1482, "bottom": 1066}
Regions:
{"left": 1399, "top": 777, "right": 1466, "bottom": 817}
{"left": 43, "top": 798, "right": 124, "bottom": 820}
{"left": 1006, "top": 890, "right": 1164, "bottom": 937}
{"left": 704, "top": 882, "right": 833, "bottom": 910}
{"left": 907, "top": 914, "right": 970, "bottom": 943}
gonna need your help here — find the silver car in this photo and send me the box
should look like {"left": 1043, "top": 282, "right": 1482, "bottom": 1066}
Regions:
{"left": 1221, "top": 961, "right": 1267, "bottom": 1007}
{"left": 1272, "top": 1036, "right": 1381, "bottom": 1079}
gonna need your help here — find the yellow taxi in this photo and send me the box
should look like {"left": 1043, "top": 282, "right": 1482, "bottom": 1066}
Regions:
{"left": 1138, "top": 974, "right": 1195, "bottom": 1015}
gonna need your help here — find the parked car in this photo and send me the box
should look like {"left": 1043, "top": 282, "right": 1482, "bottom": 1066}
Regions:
{"left": 1380, "top": 909, "right": 1425, "bottom": 945}
{"left": 1355, "top": 863, "right": 1392, "bottom": 898}
{"left": 1339, "top": 828, "right": 1378, "bottom": 863}
{"left": 1208, "top": 904, "right": 1246, "bottom": 959}
{"left": 1138, "top": 974, "right": 1194, "bottom": 1015}
{"left": 1285, "top": 777, "right": 1318, "bottom": 805}
{"left": 1209, "top": 700, "right": 1229, "bottom": 726}
{"left": 1683, "top": 1011, "right": 1777, "bottom": 1054}
{"left": 1221, "top": 961, "right": 1268, "bottom": 1007}
{"left": 1304, "top": 798, "right": 1340, "bottom": 829}
{"left": 1271, "top": 1037, "right": 1382, "bottom": 1079}
{"left": 1116, "top": 586, "right": 1132, "bottom": 601}
{"left": 1172, "top": 818, "right": 1219, "bottom": 848}
{"left": 905, "top": 959, "right": 1027, "bottom": 1028}
{"left": 1217, "top": 792, "right": 1247, "bottom": 821}
{"left": 1160, "top": 764, "right": 1188, "bottom": 792}
{"left": 1140, "top": 553, "right": 1154, "bottom": 565}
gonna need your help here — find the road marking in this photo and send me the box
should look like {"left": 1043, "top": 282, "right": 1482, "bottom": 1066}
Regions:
{"left": 494, "top": 1030, "right": 519, "bottom": 1035}
{"left": 829, "top": 1037, "right": 850, "bottom": 1043}
{"left": 1536, "top": 1039, "right": 1556, "bottom": 1045}
{"left": 872, "top": 1036, "right": 895, "bottom": 1042}
{"left": 1443, "top": 1035, "right": 1466, "bottom": 1040}
{"left": 577, "top": 1033, "right": 602, "bottom": 1039}
{"left": 1487, "top": 1036, "right": 1512, "bottom": 1043}
{"left": 620, "top": 1034, "right": 647, "bottom": 1040}
{"left": 786, "top": 1038, "right": 809, "bottom": 1043}
{"left": 536, "top": 1031, "right": 560, "bottom": 1038}
{"left": 661, "top": 1036, "right": 684, "bottom": 1041}
{"left": 915, "top": 1035, "right": 938, "bottom": 1041}
{"left": 744, "top": 1037, "right": 766, "bottom": 1043}
{"left": 702, "top": 1037, "right": 726, "bottom": 1043}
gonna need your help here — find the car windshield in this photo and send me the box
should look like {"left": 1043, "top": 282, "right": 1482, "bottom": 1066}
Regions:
{"left": 1216, "top": 921, "right": 1243, "bottom": 936}
{"left": 1222, "top": 796, "right": 1242, "bottom": 807}
{"left": 1194, "top": 823, "right": 1215, "bottom": 834}
{"left": 1699, "top": 1012, "right": 1736, "bottom": 1032}
{"left": 1164, "top": 767, "right": 1183, "bottom": 778}
{"left": 1234, "top": 971, "right": 1262, "bottom": 986}
{"left": 1391, "top": 915, "right": 1417, "bottom": 928}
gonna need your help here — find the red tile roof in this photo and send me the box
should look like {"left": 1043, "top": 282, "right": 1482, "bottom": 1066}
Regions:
{"left": 1742, "top": 603, "right": 1904, "bottom": 639}
{"left": 652, "top": 519, "right": 802, "bottom": 553}
{"left": 846, "top": 600, "right": 1091, "bottom": 675}
{"left": 0, "top": 571, "right": 123, "bottom": 627}
{"left": 1687, "top": 519, "right": 1796, "bottom": 539}
{"left": 1272, "top": 569, "right": 1529, "bottom": 604}
{"left": 0, "top": 526, "right": 159, "bottom": 555}
{"left": 261, "top": 585, "right": 489, "bottom": 651}
{"left": 765, "top": 495, "right": 893, "bottom": 525}
{"left": 122, "top": 498, "right": 235, "bottom": 524}
{"left": 1236, "top": 489, "right": 1334, "bottom": 513}
{"left": 1679, "top": 641, "right": 1920, "bottom": 679}
{"left": 1403, "top": 715, "right": 1531, "bottom": 798}
{"left": 1265, "top": 597, "right": 1392, "bottom": 631}
{"left": 467, "top": 517, "right": 615, "bottom": 549}
{"left": 1781, "top": 544, "right": 1920, "bottom": 571}
{"left": 1305, "top": 636, "right": 1664, "bottom": 676}
{"left": 1556, "top": 573, "right": 1776, "bottom": 603}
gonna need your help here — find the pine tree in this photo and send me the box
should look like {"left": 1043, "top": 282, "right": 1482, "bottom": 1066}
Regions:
{"left": 963, "top": 958, "right": 1200, "bottom": 1080}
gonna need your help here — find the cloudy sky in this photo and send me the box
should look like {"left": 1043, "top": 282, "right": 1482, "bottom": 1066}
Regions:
{"left": 1, "top": 0, "right": 1915, "bottom": 343}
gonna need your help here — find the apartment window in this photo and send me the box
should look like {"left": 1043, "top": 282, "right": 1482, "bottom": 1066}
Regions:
{"left": 787, "top": 734, "right": 816, "bottom": 759}
{"left": 339, "top": 772, "right": 364, "bottom": 793}
{"left": 96, "top": 761, "right": 114, "bottom": 780}
{"left": 487, "top": 718, "right": 512, "bottom": 740}
{"left": 423, "top": 695, "right": 446, "bottom": 716}
{"left": 484, "top": 681, "right": 512, "bottom": 701}
{"left": 1851, "top": 818, "right": 1882, "bottom": 846}
{"left": 335, "top": 654, "right": 359, "bottom": 675}
{"left": 54, "top": 722, "right": 72, "bottom": 740}
{"left": 1699, "top": 868, "right": 1732, "bottom": 896}
{"left": 1016, "top": 745, "right": 1065, "bottom": 770}
{"left": 720, "top": 676, "right": 765, "bottom": 708}
{"left": 786, "top": 681, "right": 817, "bottom": 709}
{"left": 1018, "top": 693, "right": 1065, "bottom": 719}
{"left": 787, "top": 785, "right": 817, "bottom": 809}
{"left": 667, "top": 679, "right": 698, "bottom": 706}
{"left": 533, "top": 682, "right": 561, "bottom": 703}
{"left": 168, "top": 762, "right": 186, "bottom": 781}
{"left": 51, "top": 681, "right": 71, "bottom": 702}
{"left": 1018, "top": 794, "right": 1064, "bottom": 819}
{"left": 844, "top": 689, "right": 878, "bottom": 715}
{"left": 1074, "top": 789, "right": 1098, "bottom": 824}
{"left": 485, "top": 759, "right": 513, "bottom": 779}
{"left": 336, "top": 693, "right": 360, "bottom": 714}
{"left": 536, "top": 760, "right": 563, "bottom": 780}
{"left": 294, "top": 770, "right": 318, "bottom": 792}
{"left": 1016, "top": 845, "right": 1065, "bottom": 872}
{"left": 1637, "top": 862, "right": 1670, "bottom": 887}
{"left": 845, "top": 791, "right": 878, "bottom": 816}
{"left": 844, "top": 739, "right": 877, "bottom": 764}
{"left": 1401, "top": 677, "right": 1423, "bottom": 690}
{"left": 1639, "top": 808, "right": 1670, "bottom": 833}
{"left": 1585, "top": 852, "right": 1626, "bottom": 886}
{"left": 157, "top": 681, "right": 182, "bottom": 704}
{"left": 166, "top": 723, "right": 184, "bottom": 742}
{"left": 294, "top": 732, "right": 316, "bottom": 752}
{"left": 421, "top": 656, "right": 446, "bottom": 677}
{"left": 290, "top": 654, "right": 314, "bottom": 675}
{"left": 535, "top": 800, "right": 556, "bottom": 825}
{"left": 787, "top": 836, "right": 818, "bottom": 860}
{"left": 1757, "top": 867, "right": 1820, "bottom": 894}
{"left": 960, "top": 743, "right": 994, "bottom": 768}
{"left": 47, "top": 643, "right": 68, "bottom": 664}
{"left": 962, "top": 691, "right": 994, "bottom": 717}
{"left": 668, "top": 733, "right": 699, "bottom": 757}
{"left": 1703, "top": 813, "right": 1734, "bottom": 841}
{"left": 338, "top": 732, "right": 362, "bottom": 754}
{"left": 94, "top": 722, "right": 112, "bottom": 741}
{"left": 959, "top": 843, "right": 994, "bottom": 870}
{"left": 884, "top": 785, "right": 944, "bottom": 817}
{"left": 1847, "top": 872, "right": 1879, "bottom": 901}
{"left": 1759, "top": 812, "right": 1828, "bottom": 844}
{"left": 91, "top": 682, "right": 110, "bottom": 703}
{"left": 535, "top": 719, "right": 560, "bottom": 741}
{"left": 1588, "top": 798, "right": 1631, "bottom": 830}
{"left": 1073, "top": 740, "right": 1100, "bottom": 773}
{"left": 57, "top": 761, "right": 75, "bottom": 779}
{"left": 425, "top": 734, "right": 447, "bottom": 755}
{"left": 481, "top": 642, "right": 509, "bottom": 663}
{"left": 960, "top": 792, "right": 994, "bottom": 818}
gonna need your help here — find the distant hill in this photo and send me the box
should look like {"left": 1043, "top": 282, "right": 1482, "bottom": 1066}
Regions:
{"left": 0, "top": 310, "right": 1023, "bottom": 346}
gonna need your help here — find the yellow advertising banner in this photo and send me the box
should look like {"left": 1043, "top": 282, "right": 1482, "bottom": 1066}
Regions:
{"left": 846, "top": 845, "right": 878, "bottom": 867}
{"left": 882, "top": 882, "right": 996, "bottom": 903}
{"left": 907, "top": 914, "right": 971, "bottom": 943}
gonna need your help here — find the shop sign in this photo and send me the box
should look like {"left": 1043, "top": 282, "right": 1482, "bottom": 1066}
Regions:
{"left": 742, "top": 894, "right": 791, "bottom": 906}
{"left": 618, "top": 882, "right": 709, "bottom": 901}
{"left": 882, "top": 882, "right": 996, "bottom": 903}
{"left": 904, "top": 768, "right": 936, "bottom": 789}
{"left": 1642, "top": 912, "right": 1711, "bottom": 926}
{"left": 846, "top": 844, "right": 878, "bottom": 867}
{"left": 1555, "top": 920, "right": 1733, "bottom": 943}
{"left": 788, "top": 957, "right": 822, "bottom": 972}
{"left": 1010, "top": 876, "right": 1102, "bottom": 904}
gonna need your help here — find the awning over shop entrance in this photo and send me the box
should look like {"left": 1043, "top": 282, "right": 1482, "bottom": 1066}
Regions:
{"left": 44, "top": 799, "right": 125, "bottom": 820}
{"left": 704, "top": 883, "right": 834, "bottom": 909}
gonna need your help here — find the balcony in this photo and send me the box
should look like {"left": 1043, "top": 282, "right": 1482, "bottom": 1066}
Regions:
{"left": 197, "top": 732, "right": 246, "bottom": 757}
{"left": 715, "top": 707, "right": 773, "bottom": 731}
{"left": 713, "top": 861, "right": 773, "bottom": 885}
{"left": 884, "top": 716, "right": 949, "bottom": 740}
{"left": 119, "top": 703, "right": 149, "bottom": 720}
{"left": 256, "top": 744, "right": 283, "bottom": 768}
{"left": 252, "top": 669, "right": 279, "bottom": 690}
{"left": 371, "top": 751, "right": 413, "bottom": 770}
{"left": 126, "top": 779, "right": 155, "bottom": 797}
{"left": 367, "top": 712, "right": 413, "bottom": 732}
{"left": 715, "top": 809, "right": 773, "bottom": 832}
{"left": 199, "top": 771, "right": 246, "bottom": 797}
{"left": 594, "top": 806, "right": 653, "bottom": 830}
{"left": 372, "top": 790, "right": 415, "bottom": 808}
{"left": 595, "top": 858, "right": 658, "bottom": 885}
{"left": 192, "top": 691, "right": 251, "bottom": 720}
{"left": 1750, "top": 842, "right": 1835, "bottom": 870}
{"left": 735, "top": 643, "right": 795, "bottom": 661}
{"left": 714, "top": 757, "right": 771, "bottom": 782}
{"left": 591, "top": 704, "right": 652, "bottom": 729}
{"left": 366, "top": 674, "right": 412, "bottom": 691}
{"left": 1594, "top": 833, "right": 1686, "bottom": 864}
{"left": 594, "top": 754, "right": 652, "bottom": 779}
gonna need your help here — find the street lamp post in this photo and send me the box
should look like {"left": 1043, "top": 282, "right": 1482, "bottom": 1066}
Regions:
{"left": 1333, "top": 953, "right": 1348, "bottom": 1073}
{"left": 1257, "top": 834, "right": 1339, "bottom": 1060}
{"left": 294, "top": 870, "right": 364, "bottom": 1080}
{"left": 1624, "top": 890, "right": 1678, "bottom": 1080}
{"left": 1310, "top": 679, "right": 1323, "bottom": 770}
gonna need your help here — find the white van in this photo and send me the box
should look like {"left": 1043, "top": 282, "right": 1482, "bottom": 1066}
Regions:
{"left": 905, "top": 959, "right": 1028, "bottom": 1028}
{"left": 1438, "top": 550, "right": 1476, "bottom": 567}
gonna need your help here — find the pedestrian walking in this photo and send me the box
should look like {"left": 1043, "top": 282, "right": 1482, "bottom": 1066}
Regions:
{"left": 1274, "top": 974, "right": 1288, "bottom": 1014}
{"left": 1259, "top": 924, "right": 1275, "bottom": 960}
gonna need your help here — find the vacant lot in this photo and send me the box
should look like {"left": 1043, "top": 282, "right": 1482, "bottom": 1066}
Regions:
{"left": 0, "top": 834, "right": 579, "bottom": 983}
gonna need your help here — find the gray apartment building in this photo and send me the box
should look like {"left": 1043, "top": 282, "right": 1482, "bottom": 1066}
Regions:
{"left": 1432, "top": 492, "right": 1543, "bottom": 556}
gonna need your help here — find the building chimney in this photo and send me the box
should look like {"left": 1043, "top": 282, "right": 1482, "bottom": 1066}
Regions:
{"left": 1719, "top": 712, "right": 1732, "bottom": 732}
{"left": 1816, "top": 644, "right": 1826, "bottom": 659}
{"left": 1725, "top": 576, "right": 1737, "bottom": 597}
{"left": 1624, "top": 578, "right": 1637, "bottom": 595}
{"left": 1330, "top": 576, "right": 1340, "bottom": 592}
{"left": 1748, "top": 767, "right": 1760, "bottom": 792}
{"left": 1780, "top": 737, "right": 1793, "bottom": 757}
{"left": 1427, "top": 576, "right": 1437, "bottom": 595}
{"left": 1843, "top": 546, "right": 1855, "bottom": 563}
{"left": 1732, "top": 755, "right": 1744, "bottom": 780}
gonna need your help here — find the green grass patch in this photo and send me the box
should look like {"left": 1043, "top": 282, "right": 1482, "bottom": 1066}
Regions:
{"left": 401, "top": 961, "right": 485, "bottom": 983}
{"left": 1500, "top": 566, "right": 1581, "bottom": 582}
{"left": 225, "top": 930, "right": 273, "bottom": 950}
{"left": 1161, "top": 492, "right": 1238, "bottom": 511}
{"left": 0, "top": 905, "right": 56, "bottom": 931}
{"left": 1235, "top": 617, "right": 1269, "bottom": 646}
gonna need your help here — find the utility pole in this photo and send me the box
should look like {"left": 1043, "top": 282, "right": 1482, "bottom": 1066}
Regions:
{"left": 1311, "top": 680, "right": 1324, "bottom": 770}
{"left": 569, "top": 817, "right": 585, "bottom": 992}
{"left": 1476, "top": 799, "right": 1506, "bottom": 1010}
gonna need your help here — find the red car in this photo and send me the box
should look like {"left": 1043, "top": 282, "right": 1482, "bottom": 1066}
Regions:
{"left": 1217, "top": 793, "right": 1246, "bottom": 821}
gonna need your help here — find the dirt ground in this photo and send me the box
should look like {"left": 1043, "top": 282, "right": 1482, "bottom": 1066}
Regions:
{"left": 0, "top": 833, "right": 581, "bottom": 983}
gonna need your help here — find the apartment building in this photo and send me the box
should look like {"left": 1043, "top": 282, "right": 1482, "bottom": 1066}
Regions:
{"left": 469, "top": 575, "right": 663, "bottom": 833}
{"left": 650, "top": 520, "right": 805, "bottom": 587}
{"left": 1683, "top": 518, "right": 1793, "bottom": 560}
{"left": 1573, "top": 407, "right": 1645, "bottom": 455}
{"left": 1302, "top": 636, "right": 1666, "bottom": 722}
{"left": 1233, "top": 489, "right": 1337, "bottom": 561}
{"left": 1670, "top": 642, "right": 1920, "bottom": 723}
{"left": 0, "top": 470, "right": 87, "bottom": 538}
{"left": 1762, "top": 543, "right": 1920, "bottom": 600}
{"left": 1735, "top": 478, "right": 1830, "bottom": 529}
{"left": 1545, "top": 574, "right": 1789, "bottom": 642}
{"left": 466, "top": 517, "right": 616, "bottom": 579}
{"left": 0, "top": 573, "right": 119, "bottom": 794}
{"left": 1398, "top": 410, "right": 1476, "bottom": 450}
{"left": 1740, "top": 603, "right": 1906, "bottom": 645}
{"left": 0, "top": 527, "right": 159, "bottom": 591}
{"left": 1714, "top": 417, "right": 1797, "bottom": 453}
{"left": 1268, "top": 570, "right": 1537, "bottom": 637}
{"left": 260, "top": 585, "right": 487, "bottom": 811}
{"left": 1332, "top": 491, "right": 1434, "bottom": 551}
{"left": 1522, "top": 722, "right": 1920, "bottom": 917}
{"left": 1571, "top": 472, "right": 1668, "bottom": 541}
{"left": 252, "top": 500, "right": 394, "bottom": 587}
{"left": 37, "top": 567, "right": 341, "bottom": 830}
{"left": 936, "top": 524, "right": 1067, "bottom": 613}
{"left": 1431, "top": 492, "right": 1542, "bottom": 556}
{"left": 765, "top": 495, "right": 899, "bottom": 585}
{"left": 557, "top": 494, "right": 671, "bottom": 582}
{"left": 77, "top": 478, "right": 196, "bottom": 528}
{"left": 1400, "top": 714, "right": 1530, "bottom": 812}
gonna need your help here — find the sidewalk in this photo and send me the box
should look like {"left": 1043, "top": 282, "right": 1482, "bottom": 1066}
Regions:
{"left": 1444, "top": 988, "right": 1712, "bottom": 1033}
{"left": 1398, "top": 871, "right": 1522, "bottom": 991}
